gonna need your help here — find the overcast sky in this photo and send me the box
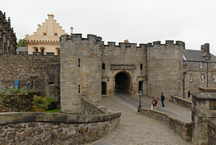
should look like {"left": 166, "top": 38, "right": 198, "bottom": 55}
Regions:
{"left": 1, "top": 0, "right": 216, "bottom": 54}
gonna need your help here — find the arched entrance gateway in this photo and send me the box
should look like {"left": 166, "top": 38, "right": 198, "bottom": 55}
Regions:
{"left": 115, "top": 71, "right": 131, "bottom": 94}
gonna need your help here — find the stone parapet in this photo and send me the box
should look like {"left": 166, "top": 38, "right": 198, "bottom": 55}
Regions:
{"left": 0, "top": 111, "right": 121, "bottom": 145}
{"left": 81, "top": 98, "right": 109, "bottom": 115}
{"left": 192, "top": 91, "right": 216, "bottom": 145}
{"left": 208, "top": 120, "right": 216, "bottom": 145}
{"left": 140, "top": 109, "right": 192, "bottom": 142}
{"left": 169, "top": 96, "right": 192, "bottom": 109}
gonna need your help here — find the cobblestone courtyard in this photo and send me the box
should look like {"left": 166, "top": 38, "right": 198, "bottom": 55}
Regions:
{"left": 89, "top": 96, "right": 192, "bottom": 145}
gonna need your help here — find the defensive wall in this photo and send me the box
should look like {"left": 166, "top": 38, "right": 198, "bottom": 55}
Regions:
{"left": 0, "top": 55, "right": 60, "bottom": 98}
{"left": 0, "top": 99, "right": 121, "bottom": 145}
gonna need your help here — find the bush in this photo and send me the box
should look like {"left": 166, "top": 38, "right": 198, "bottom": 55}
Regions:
{"left": 0, "top": 88, "right": 36, "bottom": 112}
{"left": 32, "top": 96, "right": 56, "bottom": 112}
{"left": 0, "top": 88, "right": 58, "bottom": 112}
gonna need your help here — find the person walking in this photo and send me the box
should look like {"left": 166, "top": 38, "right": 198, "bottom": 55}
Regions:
{"left": 160, "top": 92, "right": 165, "bottom": 107}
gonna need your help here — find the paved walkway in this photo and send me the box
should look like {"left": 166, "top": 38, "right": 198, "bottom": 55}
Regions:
{"left": 88, "top": 95, "right": 192, "bottom": 145}
{"left": 118, "top": 94, "right": 191, "bottom": 122}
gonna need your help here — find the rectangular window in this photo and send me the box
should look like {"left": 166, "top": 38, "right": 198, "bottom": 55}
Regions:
{"left": 139, "top": 81, "right": 143, "bottom": 91}
{"left": 78, "top": 58, "right": 80, "bottom": 67}
{"left": 140, "top": 64, "right": 143, "bottom": 70}
{"left": 78, "top": 85, "right": 80, "bottom": 93}
{"left": 210, "top": 101, "right": 216, "bottom": 110}
{"left": 102, "top": 63, "right": 105, "bottom": 70}
{"left": 102, "top": 82, "right": 107, "bottom": 95}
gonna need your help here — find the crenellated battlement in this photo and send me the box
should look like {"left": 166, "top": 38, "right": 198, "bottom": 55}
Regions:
{"left": 60, "top": 33, "right": 102, "bottom": 44}
{"left": 104, "top": 40, "right": 185, "bottom": 49}
{"left": 60, "top": 33, "right": 185, "bottom": 50}
{"left": 151, "top": 40, "right": 185, "bottom": 48}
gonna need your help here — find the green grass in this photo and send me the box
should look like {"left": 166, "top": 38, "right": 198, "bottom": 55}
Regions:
{"left": 46, "top": 109, "right": 61, "bottom": 113}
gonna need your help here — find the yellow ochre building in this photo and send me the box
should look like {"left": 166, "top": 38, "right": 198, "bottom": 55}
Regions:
{"left": 25, "top": 14, "right": 66, "bottom": 55}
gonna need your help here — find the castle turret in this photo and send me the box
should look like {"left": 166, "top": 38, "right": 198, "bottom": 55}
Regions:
{"left": 147, "top": 40, "right": 185, "bottom": 98}
{"left": 60, "top": 33, "right": 103, "bottom": 113}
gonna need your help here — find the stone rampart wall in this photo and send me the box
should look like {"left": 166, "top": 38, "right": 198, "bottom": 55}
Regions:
{"left": 0, "top": 111, "right": 121, "bottom": 145}
{"left": 0, "top": 55, "right": 60, "bottom": 97}
{"left": 140, "top": 109, "right": 192, "bottom": 142}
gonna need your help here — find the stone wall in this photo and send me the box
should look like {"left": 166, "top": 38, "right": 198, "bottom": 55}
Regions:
{"left": 0, "top": 111, "right": 121, "bottom": 145}
{"left": 169, "top": 96, "right": 192, "bottom": 108}
{"left": 209, "top": 120, "right": 216, "bottom": 145}
{"left": 184, "top": 62, "right": 208, "bottom": 96}
{"left": 183, "top": 60, "right": 216, "bottom": 97}
{"left": 147, "top": 41, "right": 184, "bottom": 98}
{"left": 140, "top": 109, "right": 192, "bottom": 142}
{"left": 81, "top": 98, "right": 107, "bottom": 115}
{"left": 0, "top": 55, "right": 60, "bottom": 98}
{"left": 192, "top": 92, "right": 216, "bottom": 145}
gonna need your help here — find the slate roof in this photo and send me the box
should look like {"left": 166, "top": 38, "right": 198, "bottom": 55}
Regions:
{"left": 184, "top": 49, "right": 216, "bottom": 61}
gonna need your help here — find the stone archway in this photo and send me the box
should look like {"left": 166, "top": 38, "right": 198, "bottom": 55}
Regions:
{"left": 115, "top": 71, "right": 131, "bottom": 94}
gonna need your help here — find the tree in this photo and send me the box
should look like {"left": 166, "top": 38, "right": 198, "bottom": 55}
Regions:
{"left": 17, "top": 39, "right": 27, "bottom": 47}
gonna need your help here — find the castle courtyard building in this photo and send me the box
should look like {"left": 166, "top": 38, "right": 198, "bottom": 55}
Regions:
{"left": 25, "top": 14, "right": 66, "bottom": 55}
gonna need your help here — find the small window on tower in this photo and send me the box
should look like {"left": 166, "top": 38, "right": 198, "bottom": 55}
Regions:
{"left": 54, "top": 33, "right": 58, "bottom": 36}
{"left": 78, "top": 58, "right": 80, "bottom": 67}
{"left": 43, "top": 33, "right": 47, "bottom": 36}
{"left": 140, "top": 64, "right": 143, "bottom": 70}
{"left": 78, "top": 85, "right": 80, "bottom": 93}
{"left": 102, "top": 63, "right": 106, "bottom": 70}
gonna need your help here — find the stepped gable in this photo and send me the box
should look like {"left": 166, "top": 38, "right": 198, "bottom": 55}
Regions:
{"left": 25, "top": 14, "right": 66, "bottom": 44}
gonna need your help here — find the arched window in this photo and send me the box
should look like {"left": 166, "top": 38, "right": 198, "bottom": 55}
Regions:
{"left": 40, "top": 47, "right": 45, "bottom": 55}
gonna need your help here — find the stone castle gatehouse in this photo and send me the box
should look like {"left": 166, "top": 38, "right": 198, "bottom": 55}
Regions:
{"left": 60, "top": 33, "right": 216, "bottom": 113}
{"left": 60, "top": 34, "right": 186, "bottom": 113}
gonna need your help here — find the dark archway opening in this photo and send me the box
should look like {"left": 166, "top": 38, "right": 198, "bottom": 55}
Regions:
{"left": 115, "top": 72, "right": 131, "bottom": 94}
{"left": 102, "top": 81, "right": 107, "bottom": 95}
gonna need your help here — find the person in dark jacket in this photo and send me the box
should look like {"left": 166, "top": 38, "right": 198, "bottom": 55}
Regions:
{"left": 160, "top": 92, "right": 165, "bottom": 107}
{"left": 187, "top": 91, "right": 191, "bottom": 98}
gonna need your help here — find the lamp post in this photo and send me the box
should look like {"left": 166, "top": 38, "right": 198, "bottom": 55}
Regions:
{"left": 138, "top": 90, "right": 143, "bottom": 112}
